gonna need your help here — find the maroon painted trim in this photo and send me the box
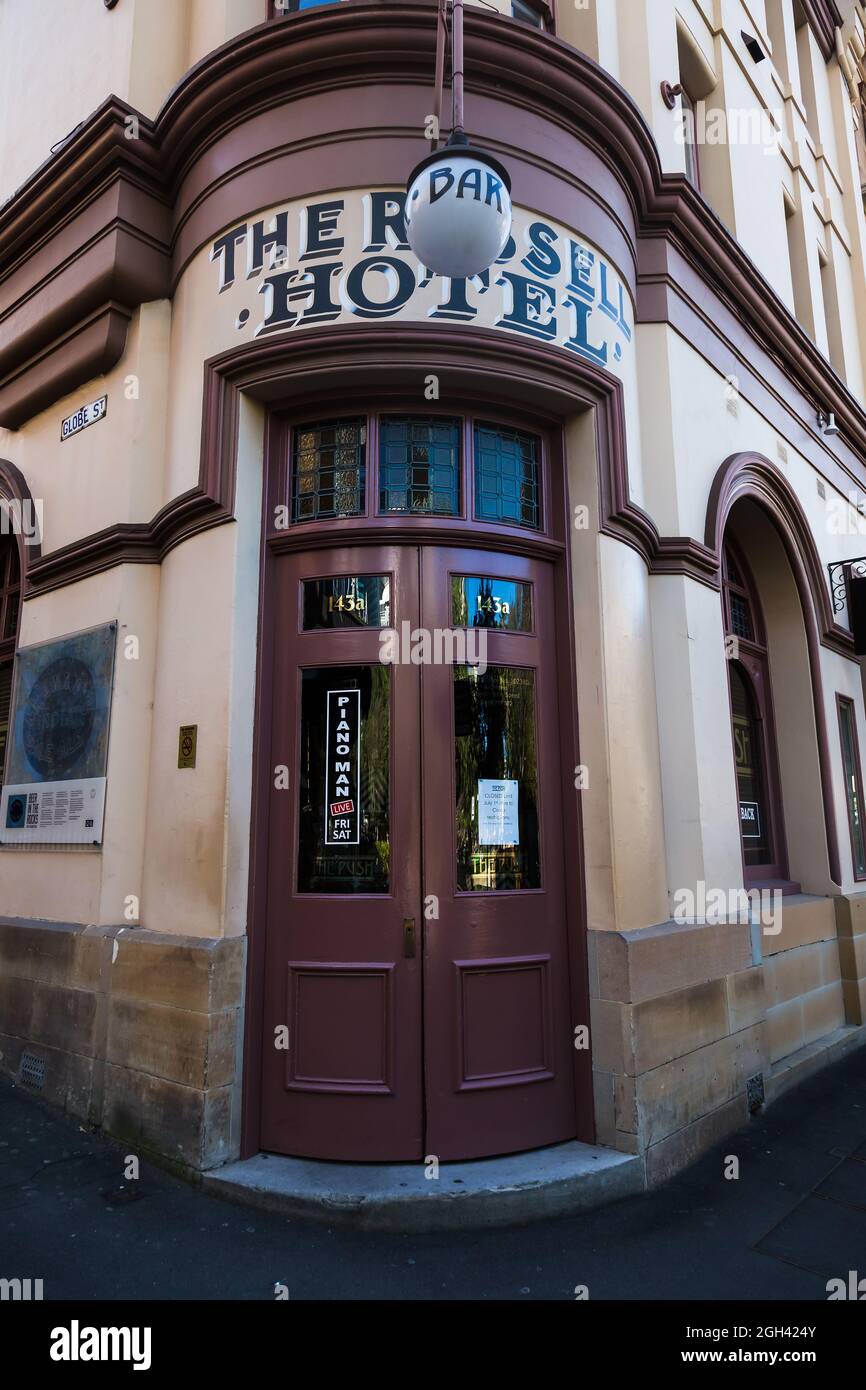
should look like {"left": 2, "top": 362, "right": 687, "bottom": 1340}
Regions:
{"left": 836, "top": 693, "right": 866, "bottom": 883}
{"left": 707, "top": 451, "right": 843, "bottom": 886}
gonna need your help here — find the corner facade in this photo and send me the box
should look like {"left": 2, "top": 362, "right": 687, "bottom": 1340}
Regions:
{"left": 2, "top": 0, "right": 866, "bottom": 1187}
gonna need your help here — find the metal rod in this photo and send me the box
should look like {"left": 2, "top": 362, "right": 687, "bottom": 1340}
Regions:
{"left": 433, "top": 0, "right": 448, "bottom": 151}
{"left": 452, "top": 0, "right": 465, "bottom": 138}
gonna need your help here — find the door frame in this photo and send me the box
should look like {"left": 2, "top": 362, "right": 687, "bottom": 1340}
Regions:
{"left": 240, "top": 389, "right": 595, "bottom": 1160}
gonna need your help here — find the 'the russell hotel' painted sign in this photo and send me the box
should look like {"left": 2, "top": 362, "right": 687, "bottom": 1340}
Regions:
{"left": 210, "top": 190, "right": 632, "bottom": 367}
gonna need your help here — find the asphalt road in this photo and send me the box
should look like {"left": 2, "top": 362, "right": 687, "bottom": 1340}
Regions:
{"left": 1, "top": 1049, "right": 864, "bottom": 1301}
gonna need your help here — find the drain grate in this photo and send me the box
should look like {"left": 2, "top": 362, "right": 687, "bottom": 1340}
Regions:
{"left": 19, "top": 1052, "right": 46, "bottom": 1089}
{"left": 747, "top": 1072, "right": 765, "bottom": 1114}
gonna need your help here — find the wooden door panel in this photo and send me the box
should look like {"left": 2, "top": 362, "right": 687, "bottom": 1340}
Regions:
{"left": 260, "top": 546, "right": 423, "bottom": 1160}
{"left": 420, "top": 547, "right": 577, "bottom": 1160}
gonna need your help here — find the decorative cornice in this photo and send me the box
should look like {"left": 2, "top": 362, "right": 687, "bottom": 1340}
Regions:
{"left": 800, "top": 0, "right": 843, "bottom": 62}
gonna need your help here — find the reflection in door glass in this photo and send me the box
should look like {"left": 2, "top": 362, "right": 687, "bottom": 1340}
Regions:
{"left": 302, "top": 576, "right": 391, "bottom": 630}
{"left": 298, "top": 666, "right": 390, "bottom": 893}
{"left": 454, "top": 666, "right": 541, "bottom": 891}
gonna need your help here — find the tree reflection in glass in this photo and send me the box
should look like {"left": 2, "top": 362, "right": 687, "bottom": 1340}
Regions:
{"left": 453, "top": 665, "right": 541, "bottom": 891}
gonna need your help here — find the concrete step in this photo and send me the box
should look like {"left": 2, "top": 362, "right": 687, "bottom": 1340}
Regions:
{"left": 202, "top": 1140, "right": 645, "bottom": 1233}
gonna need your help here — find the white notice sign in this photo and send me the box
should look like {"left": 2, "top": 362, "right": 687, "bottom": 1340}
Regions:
{"left": 478, "top": 779, "right": 519, "bottom": 846}
{"left": 1, "top": 777, "right": 107, "bottom": 844}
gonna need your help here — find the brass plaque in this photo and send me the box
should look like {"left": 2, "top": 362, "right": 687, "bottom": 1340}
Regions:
{"left": 178, "top": 725, "right": 197, "bottom": 769}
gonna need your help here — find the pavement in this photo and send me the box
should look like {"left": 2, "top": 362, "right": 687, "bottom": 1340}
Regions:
{"left": 1, "top": 1048, "right": 865, "bottom": 1301}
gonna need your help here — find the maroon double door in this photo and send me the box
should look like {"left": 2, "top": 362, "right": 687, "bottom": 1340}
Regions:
{"left": 260, "top": 542, "right": 578, "bottom": 1161}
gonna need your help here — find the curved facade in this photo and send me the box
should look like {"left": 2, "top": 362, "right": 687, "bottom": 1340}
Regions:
{"left": 2, "top": 0, "right": 866, "bottom": 1180}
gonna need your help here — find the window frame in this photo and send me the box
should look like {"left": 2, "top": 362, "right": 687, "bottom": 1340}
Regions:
{"left": 0, "top": 534, "right": 22, "bottom": 791}
{"left": 680, "top": 84, "right": 702, "bottom": 192}
{"left": 510, "top": 0, "right": 555, "bottom": 33}
{"left": 282, "top": 406, "right": 549, "bottom": 538}
{"left": 836, "top": 693, "right": 866, "bottom": 883}
{"left": 722, "top": 540, "right": 792, "bottom": 889}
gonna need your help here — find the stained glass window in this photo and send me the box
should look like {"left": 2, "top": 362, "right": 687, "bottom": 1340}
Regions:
{"left": 292, "top": 419, "right": 366, "bottom": 522}
{"left": 378, "top": 416, "right": 461, "bottom": 516}
{"left": 474, "top": 423, "right": 540, "bottom": 529}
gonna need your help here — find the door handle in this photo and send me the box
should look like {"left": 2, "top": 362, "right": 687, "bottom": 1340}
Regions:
{"left": 403, "top": 918, "right": 416, "bottom": 958}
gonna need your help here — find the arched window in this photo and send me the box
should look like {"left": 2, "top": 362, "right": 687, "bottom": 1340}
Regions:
{"left": 0, "top": 535, "right": 21, "bottom": 790}
{"left": 722, "top": 541, "right": 789, "bottom": 885}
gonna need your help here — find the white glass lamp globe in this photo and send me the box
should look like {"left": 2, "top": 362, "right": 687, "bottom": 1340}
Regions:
{"left": 405, "top": 146, "right": 513, "bottom": 280}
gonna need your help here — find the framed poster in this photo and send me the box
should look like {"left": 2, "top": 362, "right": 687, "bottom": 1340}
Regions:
{"left": 0, "top": 623, "right": 117, "bottom": 845}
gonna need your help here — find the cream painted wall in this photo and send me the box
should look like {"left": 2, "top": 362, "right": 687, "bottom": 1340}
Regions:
{"left": 598, "top": 537, "right": 670, "bottom": 931}
{"left": 0, "top": 0, "right": 136, "bottom": 206}
{"left": 0, "top": 304, "right": 171, "bottom": 555}
{"left": 140, "top": 526, "right": 235, "bottom": 937}
{"left": 650, "top": 575, "right": 743, "bottom": 908}
{"left": 0, "top": 564, "right": 159, "bottom": 925}
{"left": 187, "top": 0, "right": 266, "bottom": 71}
{"left": 221, "top": 396, "right": 265, "bottom": 938}
{"left": 567, "top": 411, "right": 617, "bottom": 933}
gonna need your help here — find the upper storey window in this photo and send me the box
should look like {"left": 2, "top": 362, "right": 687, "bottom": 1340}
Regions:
{"left": 270, "top": 0, "right": 553, "bottom": 24}
{"left": 680, "top": 86, "right": 701, "bottom": 191}
{"left": 511, "top": 0, "right": 550, "bottom": 30}
{"left": 268, "top": 0, "right": 338, "bottom": 15}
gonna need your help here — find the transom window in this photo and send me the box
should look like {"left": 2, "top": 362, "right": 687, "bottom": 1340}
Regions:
{"left": 379, "top": 416, "right": 461, "bottom": 516}
{"left": 286, "top": 414, "right": 543, "bottom": 531}
{"left": 723, "top": 545, "right": 758, "bottom": 643}
{"left": 475, "top": 422, "right": 540, "bottom": 528}
{"left": 292, "top": 418, "right": 366, "bottom": 522}
{"left": 511, "top": 0, "right": 550, "bottom": 29}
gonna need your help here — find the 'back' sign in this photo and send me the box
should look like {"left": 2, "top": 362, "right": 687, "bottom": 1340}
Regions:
{"left": 325, "top": 689, "right": 360, "bottom": 845}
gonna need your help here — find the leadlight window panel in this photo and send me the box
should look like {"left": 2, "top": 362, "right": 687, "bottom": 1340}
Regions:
{"left": 474, "top": 422, "right": 541, "bottom": 529}
{"left": 725, "top": 550, "right": 743, "bottom": 587}
{"left": 292, "top": 418, "right": 366, "bottom": 522}
{"left": 378, "top": 416, "right": 461, "bottom": 516}
{"left": 729, "top": 592, "right": 754, "bottom": 641}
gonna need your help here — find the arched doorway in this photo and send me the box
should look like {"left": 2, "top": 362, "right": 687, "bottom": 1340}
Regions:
{"left": 708, "top": 452, "right": 844, "bottom": 893}
{"left": 254, "top": 403, "right": 589, "bottom": 1162}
